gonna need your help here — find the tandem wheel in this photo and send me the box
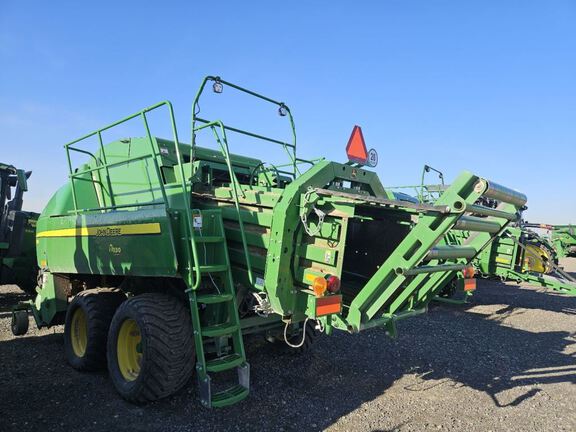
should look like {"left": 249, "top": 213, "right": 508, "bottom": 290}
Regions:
{"left": 11, "top": 310, "right": 29, "bottom": 336}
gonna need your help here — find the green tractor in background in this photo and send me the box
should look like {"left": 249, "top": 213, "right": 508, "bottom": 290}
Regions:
{"left": 0, "top": 162, "right": 38, "bottom": 296}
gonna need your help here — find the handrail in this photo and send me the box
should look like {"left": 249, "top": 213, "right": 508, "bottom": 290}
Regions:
{"left": 194, "top": 119, "right": 255, "bottom": 287}
{"left": 67, "top": 146, "right": 102, "bottom": 165}
{"left": 64, "top": 101, "right": 173, "bottom": 213}
{"left": 69, "top": 153, "right": 152, "bottom": 176}
{"left": 191, "top": 75, "right": 298, "bottom": 177}
{"left": 195, "top": 117, "right": 295, "bottom": 148}
{"left": 63, "top": 101, "right": 202, "bottom": 290}
{"left": 67, "top": 146, "right": 108, "bottom": 208}
{"left": 388, "top": 183, "right": 446, "bottom": 204}
{"left": 420, "top": 165, "right": 445, "bottom": 202}
{"left": 190, "top": 76, "right": 298, "bottom": 289}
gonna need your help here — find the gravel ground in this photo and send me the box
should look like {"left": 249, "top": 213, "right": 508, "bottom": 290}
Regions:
{"left": 1, "top": 259, "right": 575, "bottom": 432}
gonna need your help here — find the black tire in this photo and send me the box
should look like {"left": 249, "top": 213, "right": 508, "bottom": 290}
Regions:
{"left": 106, "top": 293, "right": 195, "bottom": 403}
{"left": 11, "top": 310, "right": 29, "bottom": 336}
{"left": 64, "top": 288, "right": 126, "bottom": 371}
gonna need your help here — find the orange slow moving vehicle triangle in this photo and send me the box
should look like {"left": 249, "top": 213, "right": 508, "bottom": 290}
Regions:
{"left": 345, "top": 125, "right": 368, "bottom": 164}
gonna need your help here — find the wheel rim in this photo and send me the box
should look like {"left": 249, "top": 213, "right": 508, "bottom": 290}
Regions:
{"left": 524, "top": 244, "right": 550, "bottom": 273}
{"left": 70, "top": 308, "right": 88, "bottom": 357}
{"left": 117, "top": 318, "right": 142, "bottom": 381}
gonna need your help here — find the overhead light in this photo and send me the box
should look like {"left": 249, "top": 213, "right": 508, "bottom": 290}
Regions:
{"left": 213, "top": 80, "right": 223, "bottom": 94}
{"left": 278, "top": 104, "right": 288, "bottom": 117}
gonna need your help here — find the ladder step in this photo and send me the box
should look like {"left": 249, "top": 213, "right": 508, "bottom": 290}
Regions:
{"left": 202, "top": 322, "right": 239, "bottom": 337}
{"left": 196, "top": 293, "right": 234, "bottom": 304}
{"left": 194, "top": 264, "right": 229, "bottom": 273}
{"left": 206, "top": 353, "right": 244, "bottom": 373}
{"left": 195, "top": 236, "right": 225, "bottom": 243}
{"left": 211, "top": 384, "right": 249, "bottom": 408}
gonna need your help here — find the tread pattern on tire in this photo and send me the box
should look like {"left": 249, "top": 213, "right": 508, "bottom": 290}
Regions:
{"left": 11, "top": 310, "right": 29, "bottom": 336}
{"left": 107, "top": 293, "right": 195, "bottom": 403}
{"left": 64, "top": 288, "right": 126, "bottom": 371}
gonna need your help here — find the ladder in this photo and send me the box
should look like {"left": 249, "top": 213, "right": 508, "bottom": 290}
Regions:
{"left": 184, "top": 209, "right": 249, "bottom": 408}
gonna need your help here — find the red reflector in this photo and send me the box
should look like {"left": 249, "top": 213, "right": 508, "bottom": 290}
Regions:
{"left": 345, "top": 125, "right": 368, "bottom": 164}
{"left": 464, "top": 279, "right": 476, "bottom": 292}
{"left": 316, "top": 295, "right": 342, "bottom": 316}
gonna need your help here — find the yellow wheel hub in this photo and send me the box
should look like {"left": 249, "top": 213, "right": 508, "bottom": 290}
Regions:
{"left": 70, "top": 308, "right": 88, "bottom": 357}
{"left": 524, "top": 244, "right": 552, "bottom": 274}
{"left": 117, "top": 318, "right": 142, "bottom": 381}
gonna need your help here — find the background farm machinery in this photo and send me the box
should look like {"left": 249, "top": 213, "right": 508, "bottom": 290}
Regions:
{"left": 10, "top": 77, "right": 528, "bottom": 407}
{"left": 523, "top": 223, "right": 576, "bottom": 258}
{"left": 0, "top": 162, "right": 38, "bottom": 296}
{"left": 551, "top": 225, "right": 576, "bottom": 257}
{"left": 474, "top": 225, "right": 576, "bottom": 296}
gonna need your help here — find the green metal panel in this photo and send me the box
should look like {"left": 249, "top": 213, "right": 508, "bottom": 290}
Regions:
{"left": 36, "top": 208, "right": 178, "bottom": 276}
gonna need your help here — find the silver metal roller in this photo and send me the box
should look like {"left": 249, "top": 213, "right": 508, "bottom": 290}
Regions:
{"left": 454, "top": 215, "right": 501, "bottom": 233}
{"left": 426, "top": 245, "right": 477, "bottom": 260}
{"left": 482, "top": 180, "right": 527, "bottom": 207}
{"left": 397, "top": 263, "right": 467, "bottom": 276}
{"left": 466, "top": 204, "right": 518, "bottom": 221}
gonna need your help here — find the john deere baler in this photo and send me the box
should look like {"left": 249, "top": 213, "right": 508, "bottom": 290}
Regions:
{"left": 13, "top": 77, "right": 526, "bottom": 408}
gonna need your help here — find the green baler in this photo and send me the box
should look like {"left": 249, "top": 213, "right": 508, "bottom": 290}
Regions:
{"left": 12, "top": 77, "right": 526, "bottom": 407}
{"left": 0, "top": 162, "right": 38, "bottom": 296}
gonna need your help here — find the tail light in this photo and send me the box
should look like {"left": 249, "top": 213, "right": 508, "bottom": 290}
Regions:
{"left": 326, "top": 275, "right": 341, "bottom": 293}
{"left": 312, "top": 277, "right": 328, "bottom": 297}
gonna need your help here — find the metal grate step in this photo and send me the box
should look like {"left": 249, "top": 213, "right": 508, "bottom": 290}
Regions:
{"left": 202, "top": 322, "right": 239, "bottom": 337}
{"left": 206, "top": 353, "right": 244, "bottom": 373}
{"left": 211, "top": 384, "right": 249, "bottom": 408}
